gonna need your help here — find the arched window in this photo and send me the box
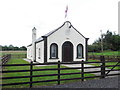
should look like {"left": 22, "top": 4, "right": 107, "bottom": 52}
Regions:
{"left": 77, "top": 44, "right": 84, "bottom": 58}
{"left": 50, "top": 43, "right": 58, "bottom": 59}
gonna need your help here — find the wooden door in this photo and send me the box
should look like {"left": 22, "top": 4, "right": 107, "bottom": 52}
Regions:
{"left": 62, "top": 41, "right": 73, "bottom": 62}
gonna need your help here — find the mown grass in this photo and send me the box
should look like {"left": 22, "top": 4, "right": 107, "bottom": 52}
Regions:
{"left": 2, "top": 59, "right": 95, "bottom": 88}
{"left": 88, "top": 51, "right": 120, "bottom": 56}
{"left": 88, "top": 59, "right": 119, "bottom": 69}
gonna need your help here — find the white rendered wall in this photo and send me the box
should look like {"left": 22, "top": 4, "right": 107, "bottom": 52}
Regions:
{"left": 47, "top": 22, "right": 86, "bottom": 62}
{"left": 27, "top": 45, "right": 32, "bottom": 60}
{"left": 35, "top": 41, "right": 44, "bottom": 63}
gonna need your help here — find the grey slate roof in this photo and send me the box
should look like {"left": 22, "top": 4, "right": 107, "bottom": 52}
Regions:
{"left": 43, "top": 29, "right": 57, "bottom": 37}
{"left": 36, "top": 37, "right": 43, "bottom": 42}
{"left": 36, "top": 29, "right": 57, "bottom": 42}
{"left": 35, "top": 27, "right": 58, "bottom": 43}
{"left": 27, "top": 23, "right": 61, "bottom": 47}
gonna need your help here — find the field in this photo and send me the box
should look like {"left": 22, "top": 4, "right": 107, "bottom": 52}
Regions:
{"left": 0, "top": 51, "right": 27, "bottom": 57}
{"left": 0, "top": 51, "right": 27, "bottom": 54}
{"left": 88, "top": 51, "right": 120, "bottom": 56}
{"left": 1, "top": 50, "right": 119, "bottom": 56}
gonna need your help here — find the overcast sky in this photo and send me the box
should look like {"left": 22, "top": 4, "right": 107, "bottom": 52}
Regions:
{"left": 0, "top": 0, "right": 119, "bottom": 47}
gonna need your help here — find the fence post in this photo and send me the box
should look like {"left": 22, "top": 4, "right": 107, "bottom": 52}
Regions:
{"left": 30, "top": 61, "right": 33, "bottom": 88}
{"left": 58, "top": 61, "right": 60, "bottom": 85}
{"left": 81, "top": 60, "right": 84, "bottom": 81}
{"left": 100, "top": 56, "right": 105, "bottom": 78}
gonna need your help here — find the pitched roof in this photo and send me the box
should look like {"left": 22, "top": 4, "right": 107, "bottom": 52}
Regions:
{"left": 35, "top": 28, "right": 59, "bottom": 43}
{"left": 36, "top": 37, "right": 43, "bottom": 42}
{"left": 27, "top": 21, "right": 87, "bottom": 47}
{"left": 34, "top": 21, "right": 67, "bottom": 43}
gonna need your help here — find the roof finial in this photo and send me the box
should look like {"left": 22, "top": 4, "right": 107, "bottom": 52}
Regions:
{"left": 32, "top": 27, "right": 36, "bottom": 31}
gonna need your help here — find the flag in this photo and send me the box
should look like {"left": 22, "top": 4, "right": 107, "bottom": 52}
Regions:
{"left": 65, "top": 5, "right": 68, "bottom": 18}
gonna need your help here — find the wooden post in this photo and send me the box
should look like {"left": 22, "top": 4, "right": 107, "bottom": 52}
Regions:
{"left": 100, "top": 56, "right": 105, "bottom": 78}
{"left": 58, "top": 61, "right": 60, "bottom": 85}
{"left": 30, "top": 61, "right": 33, "bottom": 88}
{"left": 81, "top": 60, "right": 84, "bottom": 81}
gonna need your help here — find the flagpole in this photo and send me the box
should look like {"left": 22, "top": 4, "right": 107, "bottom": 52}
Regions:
{"left": 65, "top": 5, "right": 68, "bottom": 21}
{"left": 64, "top": 5, "right": 69, "bottom": 29}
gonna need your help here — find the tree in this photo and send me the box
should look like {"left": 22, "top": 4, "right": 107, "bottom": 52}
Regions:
{"left": 88, "top": 30, "right": 120, "bottom": 52}
{"left": 111, "top": 35, "right": 120, "bottom": 50}
{"left": 2, "top": 45, "right": 8, "bottom": 51}
{"left": 19, "top": 46, "right": 27, "bottom": 51}
{"left": 14, "top": 46, "right": 19, "bottom": 51}
{"left": 103, "top": 30, "right": 113, "bottom": 50}
{"left": 1, "top": 45, "right": 27, "bottom": 51}
{"left": 8, "top": 44, "right": 14, "bottom": 50}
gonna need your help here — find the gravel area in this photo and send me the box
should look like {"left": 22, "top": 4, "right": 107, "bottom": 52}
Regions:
{"left": 36, "top": 76, "right": 119, "bottom": 88}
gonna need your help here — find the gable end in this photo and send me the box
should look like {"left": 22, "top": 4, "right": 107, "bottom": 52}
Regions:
{"left": 43, "top": 21, "right": 86, "bottom": 39}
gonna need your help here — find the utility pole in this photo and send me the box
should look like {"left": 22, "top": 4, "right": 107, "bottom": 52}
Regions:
{"left": 100, "top": 30, "right": 103, "bottom": 53}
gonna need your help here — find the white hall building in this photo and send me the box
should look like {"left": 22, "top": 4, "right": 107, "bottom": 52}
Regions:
{"left": 27, "top": 21, "right": 89, "bottom": 63}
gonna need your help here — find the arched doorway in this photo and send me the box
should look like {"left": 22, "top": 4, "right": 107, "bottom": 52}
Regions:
{"left": 62, "top": 41, "right": 73, "bottom": 62}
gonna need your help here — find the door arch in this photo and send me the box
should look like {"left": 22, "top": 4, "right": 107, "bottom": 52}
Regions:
{"left": 62, "top": 41, "right": 73, "bottom": 62}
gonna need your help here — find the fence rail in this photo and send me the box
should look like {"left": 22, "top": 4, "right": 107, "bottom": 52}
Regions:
{"left": 1, "top": 56, "right": 120, "bottom": 88}
{"left": 1, "top": 54, "right": 11, "bottom": 65}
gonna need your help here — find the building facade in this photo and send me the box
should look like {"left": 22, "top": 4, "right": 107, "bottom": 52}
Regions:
{"left": 27, "top": 21, "right": 89, "bottom": 63}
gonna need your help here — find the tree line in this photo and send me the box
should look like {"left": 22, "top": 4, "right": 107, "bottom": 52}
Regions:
{"left": 1, "top": 30, "right": 119, "bottom": 52}
{"left": 88, "top": 30, "right": 120, "bottom": 52}
{"left": 1, "top": 45, "right": 27, "bottom": 51}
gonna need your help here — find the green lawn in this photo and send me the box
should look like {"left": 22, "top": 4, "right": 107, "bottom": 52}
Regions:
{"left": 2, "top": 59, "right": 95, "bottom": 88}
{"left": 88, "top": 51, "right": 120, "bottom": 69}
{"left": 88, "top": 59, "right": 119, "bottom": 69}
{"left": 88, "top": 51, "right": 120, "bottom": 56}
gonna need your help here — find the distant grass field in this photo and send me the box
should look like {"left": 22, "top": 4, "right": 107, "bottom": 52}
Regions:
{"left": 0, "top": 51, "right": 26, "bottom": 56}
{"left": 88, "top": 51, "right": 120, "bottom": 56}
{"left": 2, "top": 58, "right": 95, "bottom": 88}
{"left": 0, "top": 51, "right": 27, "bottom": 57}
